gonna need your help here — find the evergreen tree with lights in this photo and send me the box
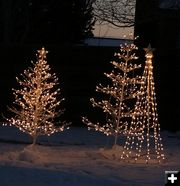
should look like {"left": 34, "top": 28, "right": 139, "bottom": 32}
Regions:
{"left": 82, "top": 43, "right": 142, "bottom": 146}
{"left": 121, "top": 45, "right": 165, "bottom": 163}
{"left": 7, "top": 47, "right": 70, "bottom": 145}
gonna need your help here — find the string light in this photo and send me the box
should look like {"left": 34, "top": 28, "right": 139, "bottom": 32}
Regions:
{"left": 82, "top": 43, "right": 142, "bottom": 145}
{"left": 6, "top": 47, "right": 70, "bottom": 145}
{"left": 121, "top": 44, "right": 165, "bottom": 163}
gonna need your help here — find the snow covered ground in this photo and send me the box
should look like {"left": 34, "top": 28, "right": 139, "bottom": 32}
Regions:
{"left": 0, "top": 125, "right": 179, "bottom": 186}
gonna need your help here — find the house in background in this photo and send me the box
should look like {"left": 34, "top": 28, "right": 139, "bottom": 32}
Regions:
{"left": 135, "top": 0, "right": 180, "bottom": 131}
{"left": 84, "top": 37, "right": 133, "bottom": 47}
{"left": 157, "top": 1, "right": 180, "bottom": 51}
{"left": 134, "top": 0, "right": 180, "bottom": 54}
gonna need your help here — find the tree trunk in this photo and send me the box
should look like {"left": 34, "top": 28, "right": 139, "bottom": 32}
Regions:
{"left": 32, "top": 135, "right": 37, "bottom": 146}
{"left": 114, "top": 133, "right": 118, "bottom": 146}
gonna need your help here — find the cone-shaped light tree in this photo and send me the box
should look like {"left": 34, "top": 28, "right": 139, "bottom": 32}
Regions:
{"left": 7, "top": 47, "right": 70, "bottom": 145}
{"left": 82, "top": 43, "right": 142, "bottom": 146}
{"left": 121, "top": 45, "right": 165, "bottom": 163}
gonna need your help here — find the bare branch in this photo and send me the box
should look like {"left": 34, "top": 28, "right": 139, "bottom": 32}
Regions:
{"left": 93, "top": 0, "right": 136, "bottom": 27}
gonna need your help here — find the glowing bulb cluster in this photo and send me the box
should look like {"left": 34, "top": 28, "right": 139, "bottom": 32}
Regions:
{"left": 7, "top": 47, "right": 70, "bottom": 145}
{"left": 121, "top": 45, "right": 165, "bottom": 163}
{"left": 82, "top": 43, "right": 142, "bottom": 145}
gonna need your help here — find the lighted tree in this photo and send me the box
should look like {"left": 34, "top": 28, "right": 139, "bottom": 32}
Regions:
{"left": 82, "top": 42, "right": 142, "bottom": 146}
{"left": 121, "top": 45, "right": 165, "bottom": 163}
{"left": 7, "top": 47, "right": 70, "bottom": 145}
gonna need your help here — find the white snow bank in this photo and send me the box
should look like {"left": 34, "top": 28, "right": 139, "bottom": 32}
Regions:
{"left": 0, "top": 126, "right": 179, "bottom": 186}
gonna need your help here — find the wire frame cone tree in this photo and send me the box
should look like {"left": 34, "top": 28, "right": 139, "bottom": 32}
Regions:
{"left": 7, "top": 47, "right": 70, "bottom": 145}
{"left": 82, "top": 42, "right": 142, "bottom": 146}
{"left": 121, "top": 45, "right": 165, "bottom": 163}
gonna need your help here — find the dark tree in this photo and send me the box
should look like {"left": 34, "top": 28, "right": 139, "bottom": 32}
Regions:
{"left": 70, "top": 0, "right": 95, "bottom": 43}
{"left": 0, "top": 0, "right": 30, "bottom": 44}
{"left": 0, "top": 0, "right": 95, "bottom": 45}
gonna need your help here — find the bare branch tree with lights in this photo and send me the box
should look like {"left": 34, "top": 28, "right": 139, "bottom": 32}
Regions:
{"left": 7, "top": 47, "right": 70, "bottom": 145}
{"left": 82, "top": 42, "right": 142, "bottom": 146}
{"left": 121, "top": 45, "right": 165, "bottom": 163}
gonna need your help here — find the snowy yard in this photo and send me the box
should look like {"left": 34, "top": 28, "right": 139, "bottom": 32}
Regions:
{"left": 0, "top": 126, "right": 179, "bottom": 186}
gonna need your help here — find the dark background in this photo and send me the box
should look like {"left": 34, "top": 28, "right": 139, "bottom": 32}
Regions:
{"left": 0, "top": 44, "right": 179, "bottom": 132}
{"left": 0, "top": 0, "right": 180, "bottom": 132}
{"left": 0, "top": 44, "right": 115, "bottom": 128}
{"left": 134, "top": 0, "right": 180, "bottom": 132}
